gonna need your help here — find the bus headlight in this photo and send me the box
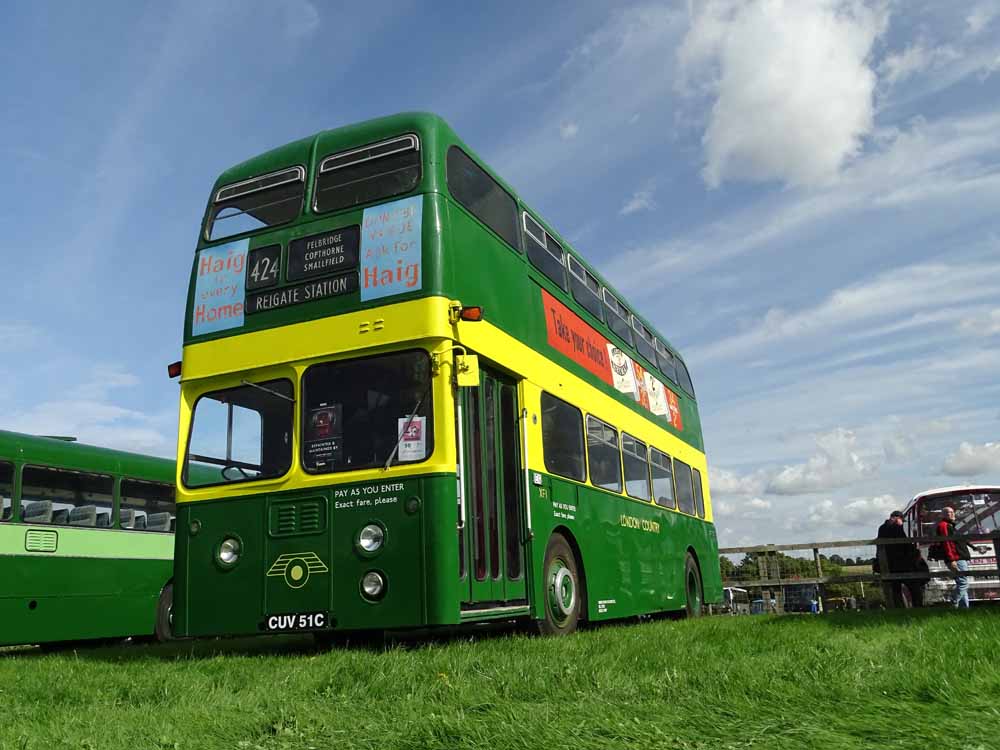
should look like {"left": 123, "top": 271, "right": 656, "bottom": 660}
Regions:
{"left": 357, "top": 523, "right": 385, "bottom": 554}
{"left": 218, "top": 537, "right": 242, "bottom": 566}
{"left": 361, "top": 571, "right": 386, "bottom": 600}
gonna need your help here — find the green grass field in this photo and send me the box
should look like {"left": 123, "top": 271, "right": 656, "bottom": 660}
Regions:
{"left": 4, "top": 608, "right": 998, "bottom": 750}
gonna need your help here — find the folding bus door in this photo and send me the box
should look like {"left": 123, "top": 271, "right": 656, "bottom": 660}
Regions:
{"left": 458, "top": 368, "right": 527, "bottom": 610}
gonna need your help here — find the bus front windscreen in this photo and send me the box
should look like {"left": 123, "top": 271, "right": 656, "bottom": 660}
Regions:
{"left": 301, "top": 350, "right": 433, "bottom": 474}
{"left": 185, "top": 379, "right": 294, "bottom": 487}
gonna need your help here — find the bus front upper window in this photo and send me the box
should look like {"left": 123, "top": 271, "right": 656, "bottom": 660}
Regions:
{"left": 185, "top": 379, "right": 294, "bottom": 487}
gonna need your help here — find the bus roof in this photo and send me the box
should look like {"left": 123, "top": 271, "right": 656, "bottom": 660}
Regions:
{"left": 908, "top": 485, "right": 1000, "bottom": 507}
{"left": 0, "top": 429, "right": 174, "bottom": 480}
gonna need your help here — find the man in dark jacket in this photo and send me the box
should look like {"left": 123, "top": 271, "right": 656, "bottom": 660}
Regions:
{"left": 935, "top": 506, "right": 986, "bottom": 608}
{"left": 877, "top": 510, "right": 926, "bottom": 607}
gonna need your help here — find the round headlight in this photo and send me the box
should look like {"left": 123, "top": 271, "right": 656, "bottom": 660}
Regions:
{"left": 358, "top": 523, "right": 385, "bottom": 553}
{"left": 218, "top": 537, "right": 241, "bottom": 565}
{"left": 361, "top": 571, "right": 386, "bottom": 600}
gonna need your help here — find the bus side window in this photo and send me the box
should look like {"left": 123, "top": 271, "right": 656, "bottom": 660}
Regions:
{"left": 693, "top": 467, "right": 705, "bottom": 519}
{"left": 587, "top": 416, "right": 622, "bottom": 494}
{"left": 0, "top": 461, "right": 12, "bottom": 521}
{"left": 121, "top": 479, "right": 176, "bottom": 532}
{"left": 540, "top": 392, "right": 585, "bottom": 482}
{"left": 650, "top": 448, "right": 675, "bottom": 509}
{"left": 20, "top": 467, "right": 113, "bottom": 528}
{"left": 522, "top": 212, "right": 568, "bottom": 291}
{"left": 622, "top": 433, "right": 650, "bottom": 501}
{"left": 674, "top": 459, "right": 696, "bottom": 515}
{"left": 446, "top": 146, "right": 520, "bottom": 252}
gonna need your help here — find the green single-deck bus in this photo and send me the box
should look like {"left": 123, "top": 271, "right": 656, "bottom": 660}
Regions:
{"left": 173, "top": 112, "right": 721, "bottom": 639}
{"left": 0, "top": 430, "right": 176, "bottom": 646}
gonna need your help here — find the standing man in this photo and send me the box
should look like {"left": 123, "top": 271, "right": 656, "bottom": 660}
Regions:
{"left": 935, "top": 506, "right": 984, "bottom": 608}
{"left": 877, "top": 510, "right": 926, "bottom": 607}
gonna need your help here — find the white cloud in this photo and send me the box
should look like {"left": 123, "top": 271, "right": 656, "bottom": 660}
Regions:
{"left": 879, "top": 43, "right": 959, "bottom": 86}
{"left": 282, "top": 0, "right": 320, "bottom": 38}
{"left": 883, "top": 433, "right": 914, "bottom": 463}
{"left": 709, "top": 466, "right": 768, "bottom": 496}
{"left": 559, "top": 122, "right": 579, "bottom": 140}
{"left": 620, "top": 183, "right": 656, "bottom": 215}
{"left": 807, "top": 493, "right": 897, "bottom": 529}
{"left": 957, "top": 309, "right": 1000, "bottom": 337}
{"left": 942, "top": 442, "right": 1000, "bottom": 476}
{"left": 966, "top": 4, "right": 999, "bottom": 36}
{"left": 768, "top": 428, "right": 877, "bottom": 495}
{"left": 678, "top": 0, "right": 888, "bottom": 187}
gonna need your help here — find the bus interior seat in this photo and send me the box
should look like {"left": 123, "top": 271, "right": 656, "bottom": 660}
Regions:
{"left": 96, "top": 512, "right": 111, "bottom": 528}
{"left": 69, "top": 505, "right": 98, "bottom": 527}
{"left": 169, "top": 516, "right": 176, "bottom": 532}
{"left": 1, "top": 505, "right": 11, "bottom": 521}
{"left": 133, "top": 514, "right": 147, "bottom": 530}
{"left": 22, "top": 500, "right": 53, "bottom": 524}
{"left": 51, "top": 508, "right": 70, "bottom": 525}
{"left": 146, "top": 512, "right": 171, "bottom": 532}
{"left": 119, "top": 508, "right": 135, "bottom": 528}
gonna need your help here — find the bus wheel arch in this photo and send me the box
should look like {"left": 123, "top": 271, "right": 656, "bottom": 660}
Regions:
{"left": 538, "top": 528, "right": 587, "bottom": 635}
{"left": 154, "top": 580, "right": 174, "bottom": 642}
{"left": 684, "top": 548, "right": 704, "bottom": 618}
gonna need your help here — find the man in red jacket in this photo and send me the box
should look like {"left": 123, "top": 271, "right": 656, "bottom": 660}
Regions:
{"left": 935, "top": 507, "right": 986, "bottom": 608}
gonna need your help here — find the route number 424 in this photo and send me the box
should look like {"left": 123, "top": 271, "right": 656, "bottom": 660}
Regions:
{"left": 250, "top": 254, "right": 279, "bottom": 285}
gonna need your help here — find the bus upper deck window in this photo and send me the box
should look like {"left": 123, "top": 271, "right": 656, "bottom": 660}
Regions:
{"left": 206, "top": 167, "right": 305, "bottom": 242}
{"left": 315, "top": 134, "right": 421, "bottom": 215}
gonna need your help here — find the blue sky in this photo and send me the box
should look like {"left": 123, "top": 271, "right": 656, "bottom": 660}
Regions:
{"left": 1, "top": 0, "right": 998, "bottom": 544}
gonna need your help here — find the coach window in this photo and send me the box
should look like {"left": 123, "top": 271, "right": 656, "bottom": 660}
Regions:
{"left": 693, "top": 468, "right": 705, "bottom": 519}
{"left": 540, "top": 393, "right": 585, "bottom": 482}
{"left": 20, "top": 467, "right": 114, "bottom": 528}
{"left": 587, "top": 416, "right": 622, "bottom": 493}
{"left": 602, "top": 289, "right": 633, "bottom": 346}
{"left": 632, "top": 316, "right": 657, "bottom": 365}
{"left": 315, "top": 134, "right": 421, "bottom": 214}
{"left": 676, "top": 358, "right": 696, "bottom": 399}
{"left": 622, "top": 434, "right": 651, "bottom": 501}
{"left": 447, "top": 147, "right": 520, "bottom": 251}
{"left": 650, "top": 448, "right": 675, "bottom": 509}
{"left": 121, "top": 479, "right": 176, "bottom": 532}
{"left": 523, "top": 212, "right": 568, "bottom": 291}
{"left": 568, "top": 255, "right": 603, "bottom": 321}
{"left": 655, "top": 340, "right": 678, "bottom": 384}
{"left": 206, "top": 166, "right": 305, "bottom": 242}
{"left": 674, "top": 459, "right": 696, "bottom": 515}
{"left": 0, "top": 462, "right": 12, "bottom": 521}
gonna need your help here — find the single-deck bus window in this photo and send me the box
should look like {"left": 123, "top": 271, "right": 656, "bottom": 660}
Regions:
{"left": 540, "top": 393, "right": 585, "bottom": 482}
{"left": 0, "top": 462, "right": 12, "bottom": 521}
{"left": 315, "top": 134, "right": 421, "bottom": 214}
{"left": 21, "top": 467, "right": 114, "bottom": 527}
{"left": 121, "top": 479, "right": 176, "bottom": 532}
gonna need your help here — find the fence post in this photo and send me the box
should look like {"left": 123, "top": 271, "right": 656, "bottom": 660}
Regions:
{"left": 876, "top": 537, "right": 893, "bottom": 608}
{"left": 813, "top": 547, "right": 824, "bottom": 613}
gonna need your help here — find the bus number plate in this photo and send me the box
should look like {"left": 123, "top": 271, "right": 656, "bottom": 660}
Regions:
{"left": 262, "top": 612, "right": 327, "bottom": 633}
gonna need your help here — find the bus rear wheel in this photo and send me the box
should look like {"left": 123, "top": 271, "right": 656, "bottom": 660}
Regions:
{"left": 684, "top": 554, "right": 703, "bottom": 618}
{"left": 155, "top": 583, "right": 174, "bottom": 642}
{"left": 538, "top": 533, "right": 582, "bottom": 636}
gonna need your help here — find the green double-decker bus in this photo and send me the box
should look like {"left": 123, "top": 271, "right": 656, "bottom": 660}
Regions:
{"left": 0, "top": 430, "right": 176, "bottom": 646}
{"left": 174, "top": 113, "right": 721, "bottom": 638}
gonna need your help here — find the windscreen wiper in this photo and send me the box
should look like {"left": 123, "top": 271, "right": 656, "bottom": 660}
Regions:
{"left": 383, "top": 379, "right": 433, "bottom": 471}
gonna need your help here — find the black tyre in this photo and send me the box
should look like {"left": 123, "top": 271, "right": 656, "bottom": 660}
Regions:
{"left": 538, "top": 533, "right": 582, "bottom": 636}
{"left": 155, "top": 583, "right": 174, "bottom": 642}
{"left": 684, "top": 553, "right": 703, "bottom": 618}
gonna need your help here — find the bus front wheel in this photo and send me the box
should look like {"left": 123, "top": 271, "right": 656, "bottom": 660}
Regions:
{"left": 538, "top": 533, "right": 582, "bottom": 636}
{"left": 684, "top": 554, "right": 703, "bottom": 618}
{"left": 155, "top": 583, "right": 174, "bottom": 642}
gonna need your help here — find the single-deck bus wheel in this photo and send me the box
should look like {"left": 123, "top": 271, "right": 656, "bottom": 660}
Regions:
{"left": 684, "top": 554, "right": 703, "bottom": 618}
{"left": 538, "top": 533, "right": 582, "bottom": 636}
{"left": 155, "top": 582, "right": 174, "bottom": 642}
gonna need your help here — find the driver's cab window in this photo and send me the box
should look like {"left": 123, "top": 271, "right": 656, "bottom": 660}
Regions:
{"left": 0, "top": 462, "right": 13, "bottom": 521}
{"left": 184, "top": 378, "right": 293, "bottom": 487}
